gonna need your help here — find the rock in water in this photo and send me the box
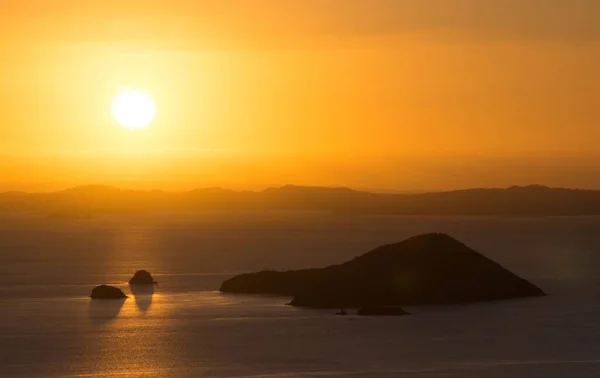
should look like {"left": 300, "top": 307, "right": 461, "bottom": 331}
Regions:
{"left": 128, "top": 270, "right": 156, "bottom": 285}
{"left": 90, "top": 285, "right": 128, "bottom": 299}
{"left": 357, "top": 305, "right": 409, "bottom": 316}
{"left": 220, "top": 233, "right": 546, "bottom": 309}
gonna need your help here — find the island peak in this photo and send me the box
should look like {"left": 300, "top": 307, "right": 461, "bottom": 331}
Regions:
{"left": 221, "top": 233, "right": 545, "bottom": 309}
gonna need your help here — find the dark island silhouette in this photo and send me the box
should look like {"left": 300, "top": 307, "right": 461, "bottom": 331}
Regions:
{"left": 90, "top": 285, "right": 128, "bottom": 299}
{"left": 3, "top": 184, "right": 600, "bottom": 216}
{"left": 129, "top": 270, "right": 157, "bottom": 285}
{"left": 220, "top": 234, "right": 545, "bottom": 309}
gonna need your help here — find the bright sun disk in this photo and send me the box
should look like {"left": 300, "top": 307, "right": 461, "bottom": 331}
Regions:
{"left": 111, "top": 90, "right": 156, "bottom": 129}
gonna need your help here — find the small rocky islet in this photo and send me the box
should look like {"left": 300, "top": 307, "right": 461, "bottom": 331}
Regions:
{"left": 90, "top": 270, "right": 156, "bottom": 299}
{"left": 220, "top": 233, "right": 546, "bottom": 314}
{"left": 128, "top": 270, "right": 157, "bottom": 285}
{"left": 90, "top": 285, "right": 128, "bottom": 299}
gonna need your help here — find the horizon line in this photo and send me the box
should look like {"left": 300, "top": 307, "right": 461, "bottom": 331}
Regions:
{"left": 0, "top": 183, "right": 592, "bottom": 196}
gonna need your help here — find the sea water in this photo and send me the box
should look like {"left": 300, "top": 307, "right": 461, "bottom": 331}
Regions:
{"left": 1, "top": 211, "right": 600, "bottom": 377}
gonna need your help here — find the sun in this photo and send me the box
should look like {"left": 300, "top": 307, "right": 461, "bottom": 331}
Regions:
{"left": 111, "top": 90, "right": 156, "bottom": 129}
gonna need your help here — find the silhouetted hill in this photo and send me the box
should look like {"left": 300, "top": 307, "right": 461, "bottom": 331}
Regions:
{"left": 1, "top": 184, "right": 600, "bottom": 216}
{"left": 262, "top": 185, "right": 365, "bottom": 196}
{"left": 220, "top": 234, "right": 546, "bottom": 308}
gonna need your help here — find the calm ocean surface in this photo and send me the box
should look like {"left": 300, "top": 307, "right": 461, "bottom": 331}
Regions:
{"left": 2, "top": 211, "right": 600, "bottom": 377}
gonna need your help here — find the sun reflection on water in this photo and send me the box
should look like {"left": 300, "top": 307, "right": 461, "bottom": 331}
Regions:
{"left": 84, "top": 289, "right": 176, "bottom": 377}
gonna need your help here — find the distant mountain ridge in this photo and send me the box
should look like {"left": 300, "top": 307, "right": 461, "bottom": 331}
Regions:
{"left": 1, "top": 184, "right": 600, "bottom": 216}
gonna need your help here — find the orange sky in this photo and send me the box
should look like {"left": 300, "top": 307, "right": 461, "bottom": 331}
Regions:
{"left": 1, "top": 0, "right": 599, "bottom": 191}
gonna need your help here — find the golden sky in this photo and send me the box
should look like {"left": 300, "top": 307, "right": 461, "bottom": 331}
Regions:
{"left": 1, "top": 0, "right": 599, "bottom": 191}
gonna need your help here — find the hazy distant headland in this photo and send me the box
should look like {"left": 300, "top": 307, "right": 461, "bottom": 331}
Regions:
{"left": 1, "top": 184, "right": 600, "bottom": 217}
